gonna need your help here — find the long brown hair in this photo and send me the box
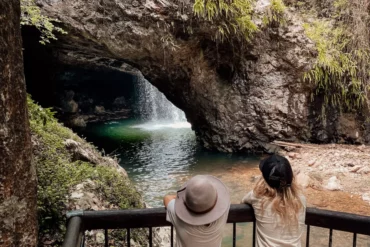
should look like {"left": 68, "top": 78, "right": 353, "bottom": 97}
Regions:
{"left": 253, "top": 176, "right": 303, "bottom": 226}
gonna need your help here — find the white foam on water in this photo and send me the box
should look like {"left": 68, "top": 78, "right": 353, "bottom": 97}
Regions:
{"left": 132, "top": 121, "right": 191, "bottom": 131}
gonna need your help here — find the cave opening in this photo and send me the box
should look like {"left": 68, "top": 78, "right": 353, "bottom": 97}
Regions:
{"left": 22, "top": 26, "right": 142, "bottom": 127}
{"left": 22, "top": 26, "right": 190, "bottom": 129}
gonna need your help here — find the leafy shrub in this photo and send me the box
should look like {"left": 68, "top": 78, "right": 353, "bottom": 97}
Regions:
{"left": 21, "top": 0, "right": 67, "bottom": 44}
{"left": 263, "top": 0, "right": 286, "bottom": 25}
{"left": 28, "top": 97, "right": 143, "bottom": 245}
{"left": 302, "top": 0, "right": 370, "bottom": 113}
{"left": 193, "top": 0, "right": 258, "bottom": 42}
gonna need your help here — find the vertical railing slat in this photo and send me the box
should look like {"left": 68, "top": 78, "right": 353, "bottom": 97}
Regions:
{"left": 232, "top": 222, "right": 236, "bottom": 247}
{"left": 328, "top": 229, "right": 333, "bottom": 247}
{"left": 81, "top": 231, "right": 85, "bottom": 247}
{"left": 352, "top": 233, "right": 357, "bottom": 247}
{"left": 104, "top": 229, "right": 108, "bottom": 247}
{"left": 252, "top": 221, "right": 256, "bottom": 247}
{"left": 149, "top": 227, "right": 153, "bottom": 247}
{"left": 306, "top": 225, "right": 310, "bottom": 247}
{"left": 62, "top": 207, "right": 370, "bottom": 247}
{"left": 171, "top": 226, "right": 174, "bottom": 247}
{"left": 127, "top": 228, "right": 131, "bottom": 247}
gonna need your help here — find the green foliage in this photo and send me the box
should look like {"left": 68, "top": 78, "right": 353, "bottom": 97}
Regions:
{"left": 28, "top": 96, "right": 143, "bottom": 245}
{"left": 263, "top": 0, "right": 286, "bottom": 26}
{"left": 303, "top": 0, "right": 370, "bottom": 112}
{"left": 91, "top": 166, "right": 143, "bottom": 209}
{"left": 193, "top": 0, "right": 258, "bottom": 42}
{"left": 21, "top": 0, "right": 67, "bottom": 44}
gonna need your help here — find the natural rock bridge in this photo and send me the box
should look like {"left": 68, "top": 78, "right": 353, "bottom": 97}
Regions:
{"left": 37, "top": 0, "right": 370, "bottom": 152}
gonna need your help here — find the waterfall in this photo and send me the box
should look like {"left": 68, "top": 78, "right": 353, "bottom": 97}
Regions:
{"left": 136, "top": 74, "right": 187, "bottom": 123}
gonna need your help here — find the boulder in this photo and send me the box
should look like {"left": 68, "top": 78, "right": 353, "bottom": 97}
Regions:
{"left": 63, "top": 139, "right": 128, "bottom": 177}
{"left": 112, "top": 96, "right": 127, "bottom": 110}
{"left": 69, "top": 116, "right": 86, "bottom": 128}
{"left": 94, "top": 105, "right": 105, "bottom": 114}
{"left": 61, "top": 99, "right": 78, "bottom": 113}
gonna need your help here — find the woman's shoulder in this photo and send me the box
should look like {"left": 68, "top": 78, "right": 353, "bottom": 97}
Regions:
{"left": 298, "top": 194, "right": 307, "bottom": 207}
{"left": 242, "top": 190, "right": 257, "bottom": 204}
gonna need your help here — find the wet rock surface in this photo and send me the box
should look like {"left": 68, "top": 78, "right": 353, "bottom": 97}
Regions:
{"left": 36, "top": 0, "right": 370, "bottom": 151}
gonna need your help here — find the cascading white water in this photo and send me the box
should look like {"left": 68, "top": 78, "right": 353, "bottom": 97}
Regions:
{"left": 135, "top": 74, "right": 190, "bottom": 129}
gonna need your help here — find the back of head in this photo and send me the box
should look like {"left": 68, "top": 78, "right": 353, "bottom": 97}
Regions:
{"left": 259, "top": 154, "right": 293, "bottom": 190}
{"left": 255, "top": 154, "right": 303, "bottom": 225}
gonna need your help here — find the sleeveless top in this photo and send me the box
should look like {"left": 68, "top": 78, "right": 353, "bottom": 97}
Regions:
{"left": 242, "top": 191, "right": 306, "bottom": 247}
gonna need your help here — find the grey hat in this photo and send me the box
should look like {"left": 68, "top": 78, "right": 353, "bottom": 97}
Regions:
{"left": 175, "top": 175, "right": 230, "bottom": 226}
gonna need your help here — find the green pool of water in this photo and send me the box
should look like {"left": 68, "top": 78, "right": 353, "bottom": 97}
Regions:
{"left": 78, "top": 119, "right": 370, "bottom": 247}
{"left": 79, "top": 119, "right": 260, "bottom": 204}
{"left": 79, "top": 119, "right": 260, "bottom": 246}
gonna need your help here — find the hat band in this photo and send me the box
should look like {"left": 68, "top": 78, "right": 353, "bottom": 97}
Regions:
{"left": 184, "top": 194, "right": 218, "bottom": 214}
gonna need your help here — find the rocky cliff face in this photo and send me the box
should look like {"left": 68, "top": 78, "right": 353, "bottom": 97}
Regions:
{"left": 36, "top": 0, "right": 369, "bottom": 152}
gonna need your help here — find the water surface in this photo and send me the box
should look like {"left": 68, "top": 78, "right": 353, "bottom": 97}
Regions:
{"left": 79, "top": 119, "right": 370, "bottom": 247}
{"left": 80, "top": 119, "right": 260, "bottom": 206}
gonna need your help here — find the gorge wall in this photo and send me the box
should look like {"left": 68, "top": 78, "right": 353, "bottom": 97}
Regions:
{"left": 34, "top": 0, "right": 370, "bottom": 152}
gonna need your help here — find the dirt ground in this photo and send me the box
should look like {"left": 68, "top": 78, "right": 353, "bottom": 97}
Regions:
{"left": 276, "top": 142, "right": 370, "bottom": 216}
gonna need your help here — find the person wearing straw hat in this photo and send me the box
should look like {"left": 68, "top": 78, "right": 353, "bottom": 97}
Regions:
{"left": 163, "top": 175, "right": 230, "bottom": 247}
{"left": 241, "top": 154, "right": 306, "bottom": 247}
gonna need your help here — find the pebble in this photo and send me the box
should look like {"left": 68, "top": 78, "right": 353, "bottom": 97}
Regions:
{"left": 350, "top": 166, "right": 362, "bottom": 173}
{"left": 76, "top": 183, "right": 84, "bottom": 190}
{"left": 324, "top": 176, "right": 342, "bottom": 191}
{"left": 296, "top": 173, "right": 310, "bottom": 188}
{"left": 288, "top": 152, "right": 296, "bottom": 158}
{"left": 358, "top": 167, "right": 370, "bottom": 174}
{"left": 288, "top": 152, "right": 302, "bottom": 159}
{"left": 70, "top": 192, "right": 84, "bottom": 199}
{"left": 96, "top": 232, "right": 105, "bottom": 244}
{"left": 358, "top": 144, "right": 366, "bottom": 151}
{"left": 362, "top": 193, "right": 370, "bottom": 205}
{"left": 308, "top": 159, "right": 316, "bottom": 166}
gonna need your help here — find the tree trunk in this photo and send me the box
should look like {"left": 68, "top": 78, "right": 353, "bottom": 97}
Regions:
{"left": 0, "top": 1, "right": 37, "bottom": 246}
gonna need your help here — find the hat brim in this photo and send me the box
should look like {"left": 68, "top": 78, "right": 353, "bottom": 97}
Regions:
{"left": 175, "top": 175, "right": 230, "bottom": 226}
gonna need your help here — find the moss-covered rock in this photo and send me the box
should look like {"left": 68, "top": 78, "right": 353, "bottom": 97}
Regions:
{"left": 28, "top": 96, "right": 150, "bottom": 246}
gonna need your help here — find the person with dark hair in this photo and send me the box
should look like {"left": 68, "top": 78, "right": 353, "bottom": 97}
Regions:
{"left": 163, "top": 175, "right": 230, "bottom": 247}
{"left": 242, "top": 154, "right": 306, "bottom": 247}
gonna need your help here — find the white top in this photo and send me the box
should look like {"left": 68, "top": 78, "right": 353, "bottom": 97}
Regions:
{"left": 166, "top": 199, "right": 229, "bottom": 247}
{"left": 242, "top": 191, "right": 306, "bottom": 247}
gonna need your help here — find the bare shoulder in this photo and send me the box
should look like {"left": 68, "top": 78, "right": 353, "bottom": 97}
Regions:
{"left": 163, "top": 194, "right": 176, "bottom": 208}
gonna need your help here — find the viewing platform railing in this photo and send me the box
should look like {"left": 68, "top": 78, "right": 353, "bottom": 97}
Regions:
{"left": 62, "top": 204, "right": 370, "bottom": 247}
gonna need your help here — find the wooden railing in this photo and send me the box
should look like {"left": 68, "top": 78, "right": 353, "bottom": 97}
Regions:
{"left": 62, "top": 204, "right": 370, "bottom": 247}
